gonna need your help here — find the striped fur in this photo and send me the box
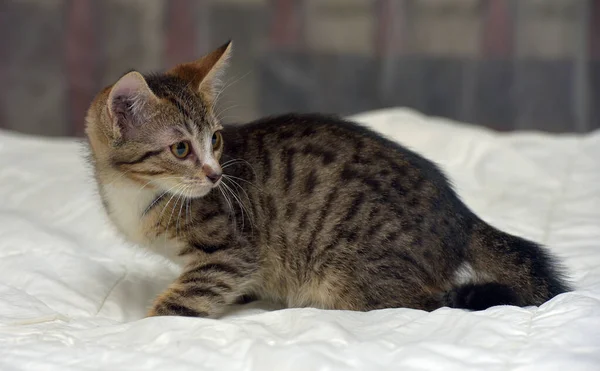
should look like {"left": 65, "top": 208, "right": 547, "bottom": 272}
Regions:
{"left": 85, "top": 43, "right": 571, "bottom": 318}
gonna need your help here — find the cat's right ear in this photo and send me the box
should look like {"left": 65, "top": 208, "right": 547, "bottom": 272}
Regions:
{"left": 106, "top": 71, "right": 158, "bottom": 140}
{"left": 167, "top": 41, "right": 232, "bottom": 102}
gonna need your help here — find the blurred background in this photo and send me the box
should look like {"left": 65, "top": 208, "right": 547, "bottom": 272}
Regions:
{"left": 0, "top": 0, "right": 598, "bottom": 136}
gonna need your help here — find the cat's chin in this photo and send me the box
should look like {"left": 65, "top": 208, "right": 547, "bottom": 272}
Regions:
{"left": 155, "top": 182, "right": 217, "bottom": 200}
{"left": 181, "top": 185, "right": 216, "bottom": 199}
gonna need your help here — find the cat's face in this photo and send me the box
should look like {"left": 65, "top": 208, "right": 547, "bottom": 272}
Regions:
{"left": 86, "top": 42, "right": 232, "bottom": 198}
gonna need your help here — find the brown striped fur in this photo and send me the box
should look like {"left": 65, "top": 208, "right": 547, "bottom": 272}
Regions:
{"left": 85, "top": 42, "right": 570, "bottom": 318}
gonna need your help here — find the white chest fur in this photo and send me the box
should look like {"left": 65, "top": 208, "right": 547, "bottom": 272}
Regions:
{"left": 102, "top": 180, "right": 186, "bottom": 265}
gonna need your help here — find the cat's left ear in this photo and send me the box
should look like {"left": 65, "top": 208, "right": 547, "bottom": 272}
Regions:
{"left": 107, "top": 71, "right": 159, "bottom": 140}
{"left": 168, "top": 40, "right": 232, "bottom": 101}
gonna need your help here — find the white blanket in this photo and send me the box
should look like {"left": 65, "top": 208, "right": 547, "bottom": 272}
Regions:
{"left": 0, "top": 108, "right": 598, "bottom": 371}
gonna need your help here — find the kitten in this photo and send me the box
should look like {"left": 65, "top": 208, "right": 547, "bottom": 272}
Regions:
{"left": 85, "top": 42, "right": 570, "bottom": 318}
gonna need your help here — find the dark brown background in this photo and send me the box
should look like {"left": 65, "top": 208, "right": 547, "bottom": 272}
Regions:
{"left": 1, "top": 0, "right": 598, "bottom": 136}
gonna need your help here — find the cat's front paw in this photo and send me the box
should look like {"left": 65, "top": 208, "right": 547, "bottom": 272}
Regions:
{"left": 147, "top": 289, "right": 211, "bottom": 318}
{"left": 146, "top": 303, "right": 209, "bottom": 318}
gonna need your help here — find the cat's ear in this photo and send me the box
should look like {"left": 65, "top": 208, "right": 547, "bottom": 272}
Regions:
{"left": 168, "top": 40, "right": 232, "bottom": 101}
{"left": 107, "top": 71, "right": 158, "bottom": 139}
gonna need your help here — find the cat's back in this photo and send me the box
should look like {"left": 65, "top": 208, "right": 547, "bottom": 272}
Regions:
{"left": 223, "top": 113, "right": 456, "bottom": 198}
{"left": 222, "top": 114, "right": 472, "bottom": 254}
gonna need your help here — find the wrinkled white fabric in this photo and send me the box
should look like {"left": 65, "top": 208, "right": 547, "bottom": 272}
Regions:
{"left": 0, "top": 108, "right": 598, "bottom": 371}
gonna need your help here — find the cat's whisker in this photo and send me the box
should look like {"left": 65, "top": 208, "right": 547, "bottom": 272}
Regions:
{"left": 179, "top": 185, "right": 195, "bottom": 240}
{"left": 136, "top": 176, "right": 182, "bottom": 199}
{"left": 175, "top": 185, "right": 189, "bottom": 238}
{"left": 157, "top": 184, "right": 184, "bottom": 251}
{"left": 168, "top": 194, "right": 181, "bottom": 237}
{"left": 221, "top": 178, "right": 254, "bottom": 231}
{"left": 215, "top": 70, "right": 251, "bottom": 99}
{"left": 222, "top": 177, "right": 256, "bottom": 233}
{"left": 221, "top": 158, "right": 258, "bottom": 179}
{"left": 143, "top": 181, "right": 183, "bottom": 217}
{"left": 223, "top": 174, "right": 262, "bottom": 192}
{"left": 215, "top": 115, "right": 242, "bottom": 123}
{"left": 217, "top": 182, "right": 236, "bottom": 226}
{"left": 156, "top": 183, "right": 185, "bottom": 229}
{"left": 220, "top": 159, "right": 244, "bottom": 167}
{"left": 223, "top": 175, "right": 251, "bottom": 196}
{"left": 221, "top": 157, "right": 253, "bottom": 167}
{"left": 143, "top": 190, "right": 168, "bottom": 216}
{"left": 185, "top": 188, "right": 193, "bottom": 237}
{"left": 222, "top": 158, "right": 254, "bottom": 170}
{"left": 214, "top": 105, "right": 240, "bottom": 123}
{"left": 214, "top": 103, "right": 239, "bottom": 117}
{"left": 222, "top": 176, "right": 255, "bottom": 217}
{"left": 233, "top": 184, "right": 256, "bottom": 230}
{"left": 167, "top": 186, "right": 188, "bottom": 233}
{"left": 103, "top": 169, "right": 133, "bottom": 188}
{"left": 221, "top": 180, "right": 244, "bottom": 219}
{"left": 213, "top": 70, "right": 252, "bottom": 107}
{"left": 217, "top": 185, "right": 232, "bottom": 214}
{"left": 138, "top": 179, "right": 155, "bottom": 192}
{"left": 220, "top": 182, "right": 238, "bottom": 222}
{"left": 219, "top": 184, "right": 240, "bottom": 229}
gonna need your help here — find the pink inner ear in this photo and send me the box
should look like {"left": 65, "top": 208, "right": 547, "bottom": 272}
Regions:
{"left": 109, "top": 73, "right": 148, "bottom": 105}
{"left": 108, "top": 72, "right": 155, "bottom": 138}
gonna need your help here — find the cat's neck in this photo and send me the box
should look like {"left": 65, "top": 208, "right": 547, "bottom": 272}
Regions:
{"left": 100, "top": 174, "right": 187, "bottom": 265}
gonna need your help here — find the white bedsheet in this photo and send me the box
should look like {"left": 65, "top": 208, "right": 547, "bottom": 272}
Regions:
{"left": 0, "top": 108, "right": 599, "bottom": 370}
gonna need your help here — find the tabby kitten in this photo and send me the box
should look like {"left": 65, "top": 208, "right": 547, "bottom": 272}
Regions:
{"left": 85, "top": 42, "right": 570, "bottom": 318}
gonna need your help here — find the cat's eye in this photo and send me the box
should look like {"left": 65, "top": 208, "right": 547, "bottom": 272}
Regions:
{"left": 170, "top": 141, "right": 191, "bottom": 159}
{"left": 212, "top": 131, "right": 222, "bottom": 150}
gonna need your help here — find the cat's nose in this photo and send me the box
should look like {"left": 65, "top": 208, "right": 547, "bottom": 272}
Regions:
{"left": 202, "top": 164, "right": 222, "bottom": 184}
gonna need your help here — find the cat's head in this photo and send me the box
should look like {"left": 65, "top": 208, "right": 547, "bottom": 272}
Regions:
{"left": 85, "top": 41, "right": 232, "bottom": 198}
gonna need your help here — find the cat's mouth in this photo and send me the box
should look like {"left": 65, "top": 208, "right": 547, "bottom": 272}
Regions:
{"left": 160, "top": 178, "right": 219, "bottom": 199}
{"left": 184, "top": 182, "right": 218, "bottom": 198}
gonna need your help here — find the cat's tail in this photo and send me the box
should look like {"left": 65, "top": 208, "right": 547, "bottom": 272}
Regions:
{"left": 442, "top": 223, "right": 571, "bottom": 311}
